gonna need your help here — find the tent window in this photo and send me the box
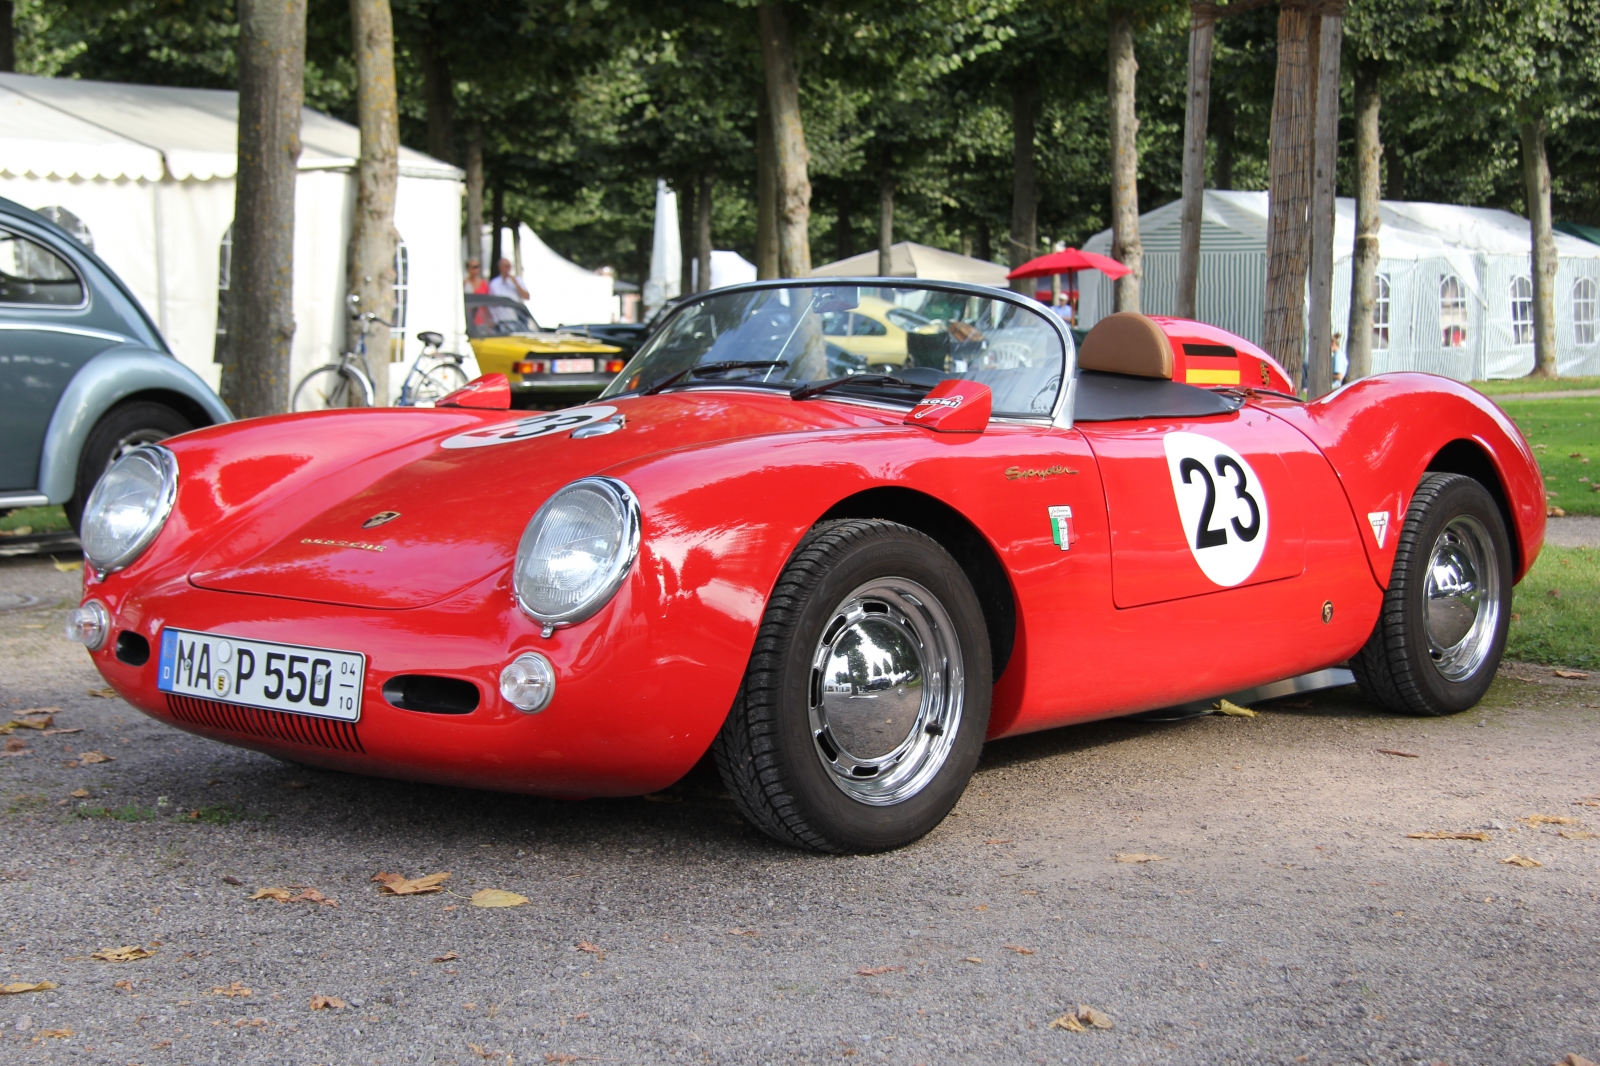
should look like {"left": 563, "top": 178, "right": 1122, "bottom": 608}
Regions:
{"left": 390, "top": 239, "right": 409, "bottom": 359}
{"left": 0, "top": 228, "right": 85, "bottom": 307}
{"left": 1574, "top": 278, "right": 1597, "bottom": 346}
{"left": 1509, "top": 276, "right": 1534, "bottom": 345}
{"left": 1440, "top": 275, "right": 1468, "bottom": 348}
{"left": 1373, "top": 273, "right": 1391, "bottom": 351}
{"left": 35, "top": 206, "right": 93, "bottom": 251}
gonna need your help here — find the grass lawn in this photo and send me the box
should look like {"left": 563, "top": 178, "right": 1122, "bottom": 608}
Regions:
{"left": 1472, "top": 374, "right": 1600, "bottom": 396}
{"left": 1509, "top": 545, "right": 1599, "bottom": 669}
{"left": 1497, "top": 396, "right": 1600, "bottom": 516}
{"left": 0, "top": 504, "right": 71, "bottom": 534}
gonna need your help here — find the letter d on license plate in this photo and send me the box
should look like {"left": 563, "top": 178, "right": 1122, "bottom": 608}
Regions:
{"left": 158, "top": 628, "right": 364, "bottom": 722}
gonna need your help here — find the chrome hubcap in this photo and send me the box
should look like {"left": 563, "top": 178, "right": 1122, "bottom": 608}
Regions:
{"left": 1423, "top": 515, "right": 1500, "bottom": 682}
{"left": 808, "top": 578, "right": 962, "bottom": 806}
{"left": 105, "top": 429, "right": 171, "bottom": 478}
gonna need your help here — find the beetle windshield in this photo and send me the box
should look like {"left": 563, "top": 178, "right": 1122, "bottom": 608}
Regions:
{"left": 600, "top": 283, "right": 1069, "bottom": 418}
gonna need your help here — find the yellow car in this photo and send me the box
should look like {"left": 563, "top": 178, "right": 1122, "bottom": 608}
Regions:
{"left": 817, "top": 295, "right": 937, "bottom": 368}
{"left": 467, "top": 294, "right": 624, "bottom": 408}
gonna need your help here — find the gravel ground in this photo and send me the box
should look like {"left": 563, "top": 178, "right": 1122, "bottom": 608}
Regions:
{"left": 2, "top": 553, "right": 1597, "bottom": 1066}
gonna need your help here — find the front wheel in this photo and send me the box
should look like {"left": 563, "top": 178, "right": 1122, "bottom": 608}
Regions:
{"left": 713, "top": 519, "right": 991, "bottom": 853}
{"left": 292, "top": 364, "right": 373, "bottom": 412}
{"left": 1350, "top": 473, "right": 1513, "bottom": 716}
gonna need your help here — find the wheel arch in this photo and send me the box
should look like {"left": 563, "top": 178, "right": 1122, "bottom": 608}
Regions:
{"left": 818, "top": 486, "right": 1017, "bottom": 678}
{"left": 1426, "top": 438, "right": 1522, "bottom": 577}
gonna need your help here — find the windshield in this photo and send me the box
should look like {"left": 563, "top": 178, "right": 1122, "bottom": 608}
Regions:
{"left": 600, "top": 283, "right": 1068, "bottom": 417}
{"left": 466, "top": 297, "right": 540, "bottom": 339}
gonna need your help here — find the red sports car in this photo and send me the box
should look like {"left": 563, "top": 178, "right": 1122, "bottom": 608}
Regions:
{"left": 67, "top": 281, "right": 1544, "bottom": 853}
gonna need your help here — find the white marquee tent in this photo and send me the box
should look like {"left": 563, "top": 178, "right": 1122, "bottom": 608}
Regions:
{"left": 1079, "top": 190, "right": 1600, "bottom": 380}
{"left": 483, "top": 223, "right": 618, "bottom": 327}
{"left": 812, "top": 241, "right": 1012, "bottom": 287}
{"left": 0, "top": 72, "right": 466, "bottom": 401}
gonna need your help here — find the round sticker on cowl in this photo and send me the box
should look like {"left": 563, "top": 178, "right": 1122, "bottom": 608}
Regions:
{"left": 1162, "top": 430, "right": 1269, "bottom": 586}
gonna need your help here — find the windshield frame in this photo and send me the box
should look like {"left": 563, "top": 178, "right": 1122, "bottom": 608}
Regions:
{"left": 604, "top": 277, "right": 1078, "bottom": 427}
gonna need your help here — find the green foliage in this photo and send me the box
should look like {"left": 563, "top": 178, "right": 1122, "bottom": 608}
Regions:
{"left": 1500, "top": 397, "right": 1600, "bottom": 516}
{"left": 190, "top": 802, "right": 247, "bottom": 824}
{"left": 1472, "top": 375, "right": 1600, "bottom": 395}
{"left": 0, "top": 505, "right": 70, "bottom": 534}
{"left": 1508, "top": 546, "right": 1600, "bottom": 668}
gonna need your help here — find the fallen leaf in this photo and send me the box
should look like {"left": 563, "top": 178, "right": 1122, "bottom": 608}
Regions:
{"left": 249, "top": 887, "right": 292, "bottom": 902}
{"left": 287, "top": 887, "right": 339, "bottom": 907}
{"left": 209, "top": 982, "right": 251, "bottom": 998}
{"left": 1553, "top": 670, "right": 1589, "bottom": 679}
{"left": 373, "top": 870, "right": 451, "bottom": 895}
{"left": 35, "top": 1028, "right": 74, "bottom": 1039}
{"left": 1524, "top": 814, "right": 1580, "bottom": 826}
{"left": 69, "top": 788, "right": 89, "bottom": 799}
{"left": 2, "top": 738, "right": 27, "bottom": 754}
{"left": 1004, "top": 945, "right": 1036, "bottom": 955}
{"left": 1559, "top": 830, "right": 1599, "bottom": 840}
{"left": 725, "top": 927, "right": 758, "bottom": 936}
{"left": 52, "top": 557, "right": 81, "bottom": 572}
{"left": 87, "top": 687, "right": 116, "bottom": 698}
{"left": 113, "top": 980, "right": 133, "bottom": 991}
{"left": 1407, "top": 831, "right": 1491, "bottom": 841}
{"left": 1048, "top": 1004, "right": 1114, "bottom": 1031}
{"left": 545, "top": 1055, "right": 583, "bottom": 1065}
{"left": 1114, "top": 853, "right": 1167, "bottom": 863}
{"left": 1375, "top": 749, "right": 1421, "bottom": 758}
{"left": 469, "top": 1044, "right": 502, "bottom": 1059}
{"left": 76, "top": 750, "right": 114, "bottom": 764}
{"left": 42, "top": 728, "right": 82, "bottom": 735}
{"left": 1049, "top": 1013, "right": 1086, "bottom": 1032}
{"left": 856, "top": 965, "right": 904, "bottom": 976}
{"left": 1555, "top": 1054, "right": 1599, "bottom": 1066}
{"left": 984, "top": 838, "right": 1012, "bottom": 845}
{"left": 962, "top": 956, "right": 983, "bottom": 964}
{"left": 1500, "top": 854, "right": 1543, "bottom": 868}
{"left": 8, "top": 715, "right": 53, "bottom": 730}
{"left": 576, "top": 941, "right": 606, "bottom": 960}
{"left": 92, "top": 945, "right": 155, "bottom": 962}
{"left": 309, "top": 995, "right": 346, "bottom": 1010}
{"left": 1078, "top": 1006, "right": 1114, "bottom": 1029}
{"left": 1548, "top": 506, "right": 1567, "bottom": 517}
{"left": 972, "top": 904, "right": 988, "bottom": 911}
{"left": 221, "top": 875, "right": 242, "bottom": 886}
{"left": 469, "top": 888, "right": 529, "bottom": 909}
{"left": 0, "top": 981, "right": 56, "bottom": 995}
{"left": 432, "top": 952, "right": 459, "bottom": 963}
{"left": 1214, "top": 699, "right": 1255, "bottom": 717}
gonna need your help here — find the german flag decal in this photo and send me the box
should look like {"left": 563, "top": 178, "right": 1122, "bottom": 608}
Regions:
{"left": 1182, "top": 343, "right": 1240, "bottom": 386}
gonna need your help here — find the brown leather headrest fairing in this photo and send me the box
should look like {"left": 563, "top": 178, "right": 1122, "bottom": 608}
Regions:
{"left": 1078, "top": 312, "right": 1175, "bottom": 380}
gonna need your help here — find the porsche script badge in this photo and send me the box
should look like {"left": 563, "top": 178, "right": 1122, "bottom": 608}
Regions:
{"left": 362, "top": 511, "right": 401, "bottom": 529}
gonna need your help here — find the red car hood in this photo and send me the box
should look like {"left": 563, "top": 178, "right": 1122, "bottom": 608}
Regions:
{"left": 188, "top": 391, "right": 886, "bottom": 610}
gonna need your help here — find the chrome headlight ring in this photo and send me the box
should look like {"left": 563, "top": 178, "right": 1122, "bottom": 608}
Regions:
{"left": 79, "top": 444, "right": 179, "bottom": 574}
{"left": 513, "top": 476, "right": 641, "bottom": 631}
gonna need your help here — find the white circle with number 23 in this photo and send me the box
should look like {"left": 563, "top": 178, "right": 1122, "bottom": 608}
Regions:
{"left": 1162, "top": 431, "right": 1269, "bottom": 587}
{"left": 440, "top": 406, "right": 618, "bottom": 449}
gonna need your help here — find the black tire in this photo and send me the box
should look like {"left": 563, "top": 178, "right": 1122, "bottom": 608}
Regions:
{"left": 712, "top": 519, "right": 992, "bottom": 853}
{"left": 65, "top": 401, "right": 193, "bottom": 532}
{"left": 1350, "top": 473, "right": 1512, "bottom": 716}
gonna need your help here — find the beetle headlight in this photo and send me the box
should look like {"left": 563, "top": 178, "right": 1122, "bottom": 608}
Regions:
{"left": 80, "top": 445, "right": 178, "bottom": 573}
{"left": 514, "top": 477, "right": 640, "bottom": 628}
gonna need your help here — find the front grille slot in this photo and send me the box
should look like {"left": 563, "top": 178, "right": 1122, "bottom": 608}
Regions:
{"left": 165, "top": 693, "right": 364, "bottom": 753}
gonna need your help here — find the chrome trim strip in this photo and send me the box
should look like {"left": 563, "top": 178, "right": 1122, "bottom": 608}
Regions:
{"left": 0, "top": 492, "right": 49, "bottom": 508}
{"left": 0, "top": 322, "right": 130, "bottom": 342}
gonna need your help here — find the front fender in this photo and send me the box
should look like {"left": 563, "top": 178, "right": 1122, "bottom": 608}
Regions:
{"left": 39, "top": 345, "right": 234, "bottom": 503}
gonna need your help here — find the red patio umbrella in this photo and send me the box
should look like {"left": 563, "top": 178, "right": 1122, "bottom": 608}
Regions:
{"left": 1006, "top": 248, "right": 1130, "bottom": 280}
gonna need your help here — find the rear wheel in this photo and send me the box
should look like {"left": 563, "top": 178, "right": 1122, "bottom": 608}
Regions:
{"left": 713, "top": 519, "right": 991, "bottom": 853}
{"left": 1350, "top": 473, "right": 1512, "bottom": 716}
{"left": 292, "top": 364, "right": 373, "bottom": 412}
{"left": 65, "top": 401, "right": 192, "bottom": 531}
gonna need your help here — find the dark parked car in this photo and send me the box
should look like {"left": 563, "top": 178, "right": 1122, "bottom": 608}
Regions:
{"left": 0, "top": 197, "right": 231, "bottom": 531}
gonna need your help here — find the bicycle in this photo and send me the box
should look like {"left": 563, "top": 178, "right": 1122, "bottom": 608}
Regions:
{"left": 395, "top": 331, "right": 470, "bottom": 407}
{"left": 292, "top": 295, "right": 382, "bottom": 412}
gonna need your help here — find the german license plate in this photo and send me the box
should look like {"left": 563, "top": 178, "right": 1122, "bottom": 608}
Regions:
{"left": 157, "top": 628, "right": 364, "bottom": 722}
{"left": 553, "top": 358, "right": 596, "bottom": 374}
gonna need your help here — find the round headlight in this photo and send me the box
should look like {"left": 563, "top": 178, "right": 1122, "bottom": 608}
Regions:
{"left": 80, "top": 445, "right": 178, "bottom": 573}
{"left": 513, "top": 477, "right": 640, "bottom": 628}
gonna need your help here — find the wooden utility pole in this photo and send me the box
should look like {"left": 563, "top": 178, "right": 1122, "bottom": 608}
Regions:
{"left": 1176, "top": 3, "right": 1215, "bottom": 320}
{"left": 1108, "top": 7, "right": 1142, "bottom": 312}
{"left": 1345, "top": 60, "right": 1381, "bottom": 384}
{"left": 1306, "top": 7, "right": 1343, "bottom": 398}
{"left": 757, "top": 2, "right": 811, "bottom": 277}
{"left": 1009, "top": 78, "right": 1039, "bottom": 295}
{"left": 348, "top": 0, "right": 400, "bottom": 405}
{"left": 221, "top": 0, "right": 307, "bottom": 417}
{"left": 1520, "top": 107, "right": 1558, "bottom": 378}
{"left": 1264, "top": 0, "right": 1315, "bottom": 385}
{"left": 755, "top": 97, "right": 779, "bottom": 279}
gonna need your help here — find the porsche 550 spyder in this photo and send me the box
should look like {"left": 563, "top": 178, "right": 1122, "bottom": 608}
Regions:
{"left": 68, "top": 280, "right": 1544, "bottom": 853}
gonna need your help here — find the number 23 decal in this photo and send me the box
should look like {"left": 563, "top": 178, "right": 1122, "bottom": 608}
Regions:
{"left": 1163, "top": 432, "right": 1269, "bottom": 586}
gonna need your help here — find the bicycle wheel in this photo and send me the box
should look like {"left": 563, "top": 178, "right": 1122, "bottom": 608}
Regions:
{"left": 429, "top": 361, "right": 471, "bottom": 394}
{"left": 405, "top": 368, "right": 461, "bottom": 406}
{"left": 292, "top": 364, "right": 374, "bottom": 412}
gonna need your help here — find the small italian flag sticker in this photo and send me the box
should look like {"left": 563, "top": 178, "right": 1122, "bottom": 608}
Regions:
{"left": 1048, "top": 505, "right": 1074, "bottom": 551}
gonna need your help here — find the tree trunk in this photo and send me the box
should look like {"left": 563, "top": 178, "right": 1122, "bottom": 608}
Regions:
{"left": 1108, "top": 7, "right": 1142, "bottom": 312}
{"left": 490, "top": 184, "right": 503, "bottom": 271}
{"left": 463, "top": 127, "right": 484, "bottom": 265}
{"left": 834, "top": 184, "right": 852, "bottom": 263}
{"left": 1385, "top": 143, "right": 1404, "bottom": 199}
{"left": 678, "top": 176, "right": 695, "bottom": 295}
{"left": 1176, "top": 5, "right": 1214, "bottom": 320}
{"left": 1213, "top": 96, "right": 1235, "bottom": 191}
{"left": 1263, "top": 0, "right": 1314, "bottom": 385}
{"left": 756, "top": 96, "right": 779, "bottom": 278}
{"left": 0, "top": 0, "right": 15, "bottom": 73}
{"left": 1521, "top": 109, "right": 1558, "bottom": 378}
{"left": 418, "top": 31, "right": 455, "bottom": 164}
{"left": 347, "top": 0, "right": 399, "bottom": 405}
{"left": 1345, "top": 60, "right": 1381, "bottom": 384}
{"left": 1009, "top": 77, "right": 1039, "bottom": 295}
{"left": 696, "top": 173, "right": 713, "bottom": 294}
{"left": 975, "top": 219, "right": 991, "bottom": 262}
{"left": 878, "top": 168, "right": 894, "bottom": 277}
{"left": 757, "top": 2, "right": 811, "bottom": 276}
{"left": 221, "top": 0, "right": 307, "bottom": 417}
{"left": 1306, "top": 11, "right": 1343, "bottom": 399}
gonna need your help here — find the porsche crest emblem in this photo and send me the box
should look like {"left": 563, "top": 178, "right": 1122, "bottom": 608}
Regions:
{"left": 361, "top": 511, "right": 401, "bottom": 529}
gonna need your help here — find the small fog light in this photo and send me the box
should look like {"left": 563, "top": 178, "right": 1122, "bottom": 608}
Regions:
{"left": 499, "top": 652, "right": 555, "bottom": 713}
{"left": 65, "top": 599, "right": 110, "bottom": 651}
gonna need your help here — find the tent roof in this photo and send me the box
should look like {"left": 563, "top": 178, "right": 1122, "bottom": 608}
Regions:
{"left": 0, "top": 72, "right": 460, "bottom": 182}
{"left": 811, "top": 241, "right": 1010, "bottom": 286}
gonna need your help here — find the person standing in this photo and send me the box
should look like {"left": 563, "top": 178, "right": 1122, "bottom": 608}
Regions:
{"left": 488, "top": 257, "right": 529, "bottom": 301}
{"left": 464, "top": 258, "right": 489, "bottom": 295}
